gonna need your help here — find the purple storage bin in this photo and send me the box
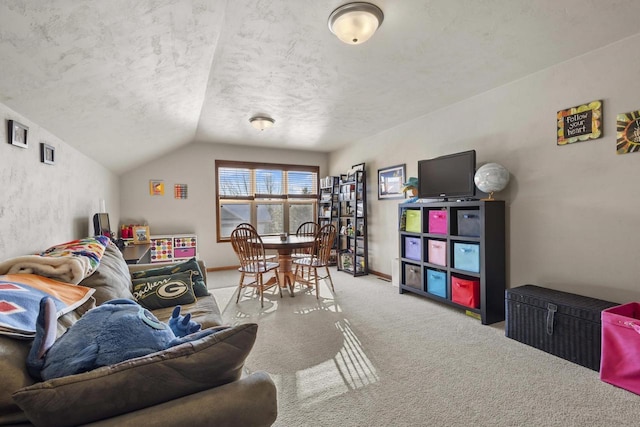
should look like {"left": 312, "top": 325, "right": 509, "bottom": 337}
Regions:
{"left": 404, "top": 237, "right": 421, "bottom": 261}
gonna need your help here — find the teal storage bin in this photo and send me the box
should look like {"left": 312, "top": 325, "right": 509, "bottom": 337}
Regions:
{"left": 426, "top": 269, "right": 447, "bottom": 298}
{"left": 453, "top": 242, "right": 480, "bottom": 273}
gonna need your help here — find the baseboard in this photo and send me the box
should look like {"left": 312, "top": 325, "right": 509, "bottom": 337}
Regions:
{"left": 369, "top": 269, "right": 391, "bottom": 281}
{"left": 206, "top": 265, "right": 239, "bottom": 272}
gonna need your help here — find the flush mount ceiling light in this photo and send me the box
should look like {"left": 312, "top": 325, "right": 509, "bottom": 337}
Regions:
{"left": 328, "top": 2, "right": 384, "bottom": 45}
{"left": 249, "top": 116, "right": 275, "bottom": 131}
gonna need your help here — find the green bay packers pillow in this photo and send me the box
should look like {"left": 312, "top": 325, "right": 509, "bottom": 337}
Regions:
{"left": 130, "top": 258, "right": 209, "bottom": 297}
{"left": 131, "top": 271, "right": 196, "bottom": 310}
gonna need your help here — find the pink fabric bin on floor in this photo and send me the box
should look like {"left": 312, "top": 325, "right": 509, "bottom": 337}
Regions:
{"left": 600, "top": 302, "right": 640, "bottom": 395}
{"left": 427, "top": 239, "right": 446, "bottom": 267}
{"left": 428, "top": 210, "right": 447, "bottom": 234}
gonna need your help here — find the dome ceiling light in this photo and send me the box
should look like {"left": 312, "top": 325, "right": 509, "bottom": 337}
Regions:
{"left": 249, "top": 116, "right": 275, "bottom": 131}
{"left": 328, "top": 2, "right": 384, "bottom": 45}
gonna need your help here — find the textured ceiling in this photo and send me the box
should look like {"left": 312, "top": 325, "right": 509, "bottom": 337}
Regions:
{"left": 1, "top": 0, "right": 640, "bottom": 173}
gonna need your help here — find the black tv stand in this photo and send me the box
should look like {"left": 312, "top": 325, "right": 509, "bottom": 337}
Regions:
{"left": 398, "top": 200, "right": 506, "bottom": 325}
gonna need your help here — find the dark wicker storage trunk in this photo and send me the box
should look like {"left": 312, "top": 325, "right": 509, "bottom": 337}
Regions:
{"left": 505, "top": 285, "right": 618, "bottom": 371}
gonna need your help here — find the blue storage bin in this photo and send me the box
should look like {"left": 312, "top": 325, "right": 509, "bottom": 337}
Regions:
{"left": 426, "top": 269, "right": 447, "bottom": 298}
{"left": 404, "top": 237, "right": 421, "bottom": 261}
{"left": 453, "top": 242, "right": 480, "bottom": 273}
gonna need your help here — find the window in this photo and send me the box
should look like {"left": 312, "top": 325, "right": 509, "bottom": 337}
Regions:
{"left": 216, "top": 160, "right": 319, "bottom": 241}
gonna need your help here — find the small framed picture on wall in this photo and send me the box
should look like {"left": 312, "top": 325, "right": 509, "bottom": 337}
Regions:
{"left": 40, "top": 143, "right": 55, "bottom": 165}
{"left": 149, "top": 180, "right": 165, "bottom": 196}
{"left": 8, "top": 120, "right": 28, "bottom": 148}
{"left": 378, "top": 164, "right": 406, "bottom": 200}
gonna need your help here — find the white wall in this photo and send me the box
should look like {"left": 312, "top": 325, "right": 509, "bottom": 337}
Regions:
{"left": 0, "top": 102, "right": 119, "bottom": 259}
{"left": 330, "top": 34, "right": 640, "bottom": 303}
{"left": 119, "top": 142, "right": 329, "bottom": 268}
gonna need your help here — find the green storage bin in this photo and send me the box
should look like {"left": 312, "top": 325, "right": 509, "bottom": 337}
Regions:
{"left": 405, "top": 210, "right": 421, "bottom": 233}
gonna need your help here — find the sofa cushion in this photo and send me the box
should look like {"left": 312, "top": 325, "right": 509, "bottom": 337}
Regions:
{"left": 13, "top": 323, "right": 258, "bottom": 427}
{"left": 132, "top": 271, "right": 196, "bottom": 310}
{"left": 79, "top": 241, "right": 135, "bottom": 305}
{"left": 130, "top": 257, "right": 209, "bottom": 297}
{"left": 152, "top": 294, "right": 224, "bottom": 329}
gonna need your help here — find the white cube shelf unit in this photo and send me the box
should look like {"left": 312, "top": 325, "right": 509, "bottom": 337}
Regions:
{"left": 149, "top": 234, "right": 198, "bottom": 263}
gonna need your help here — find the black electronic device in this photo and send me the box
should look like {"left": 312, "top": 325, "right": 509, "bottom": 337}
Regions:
{"left": 93, "top": 213, "right": 112, "bottom": 238}
{"left": 418, "top": 150, "right": 476, "bottom": 200}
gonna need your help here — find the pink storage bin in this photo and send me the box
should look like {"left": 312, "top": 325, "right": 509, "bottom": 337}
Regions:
{"left": 427, "top": 239, "right": 446, "bottom": 266}
{"left": 428, "top": 210, "right": 447, "bottom": 234}
{"left": 600, "top": 302, "right": 640, "bottom": 395}
{"left": 175, "top": 247, "right": 196, "bottom": 258}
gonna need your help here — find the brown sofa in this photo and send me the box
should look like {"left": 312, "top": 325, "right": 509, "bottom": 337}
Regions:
{"left": 0, "top": 241, "right": 277, "bottom": 426}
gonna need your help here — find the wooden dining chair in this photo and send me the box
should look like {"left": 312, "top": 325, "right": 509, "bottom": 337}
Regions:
{"left": 291, "top": 221, "right": 319, "bottom": 278}
{"left": 230, "top": 226, "right": 282, "bottom": 307}
{"left": 292, "top": 221, "right": 318, "bottom": 258}
{"left": 292, "top": 223, "right": 336, "bottom": 299}
{"left": 235, "top": 223, "right": 277, "bottom": 260}
{"left": 237, "top": 222, "right": 262, "bottom": 232}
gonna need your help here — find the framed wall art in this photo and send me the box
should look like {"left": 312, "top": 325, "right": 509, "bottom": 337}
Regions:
{"left": 378, "top": 164, "right": 406, "bottom": 200}
{"left": 557, "top": 100, "right": 602, "bottom": 145}
{"left": 174, "top": 184, "right": 188, "bottom": 199}
{"left": 132, "top": 225, "right": 150, "bottom": 244}
{"left": 7, "top": 120, "right": 28, "bottom": 148}
{"left": 149, "top": 180, "right": 165, "bottom": 196}
{"left": 616, "top": 109, "right": 640, "bottom": 154}
{"left": 40, "top": 143, "right": 55, "bottom": 165}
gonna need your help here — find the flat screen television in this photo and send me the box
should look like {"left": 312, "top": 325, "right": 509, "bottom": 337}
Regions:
{"left": 93, "top": 213, "right": 112, "bottom": 237}
{"left": 418, "top": 150, "right": 476, "bottom": 200}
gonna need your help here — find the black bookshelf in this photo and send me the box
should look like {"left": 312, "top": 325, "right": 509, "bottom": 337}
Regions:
{"left": 398, "top": 200, "right": 505, "bottom": 325}
{"left": 337, "top": 170, "right": 368, "bottom": 276}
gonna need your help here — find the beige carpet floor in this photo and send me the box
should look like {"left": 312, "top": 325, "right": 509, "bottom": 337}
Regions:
{"left": 208, "top": 268, "right": 640, "bottom": 427}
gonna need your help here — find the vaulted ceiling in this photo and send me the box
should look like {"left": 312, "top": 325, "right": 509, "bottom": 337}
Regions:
{"left": 1, "top": 0, "right": 639, "bottom": 173}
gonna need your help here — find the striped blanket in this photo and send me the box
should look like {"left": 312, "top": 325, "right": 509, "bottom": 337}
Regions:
{"left": 0, "top": 236, "right": 109, "bottom": 284}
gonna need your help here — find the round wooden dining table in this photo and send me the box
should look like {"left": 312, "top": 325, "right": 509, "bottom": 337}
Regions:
{"left": 259, "top": 235, "right": 315, "bottom": 296}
